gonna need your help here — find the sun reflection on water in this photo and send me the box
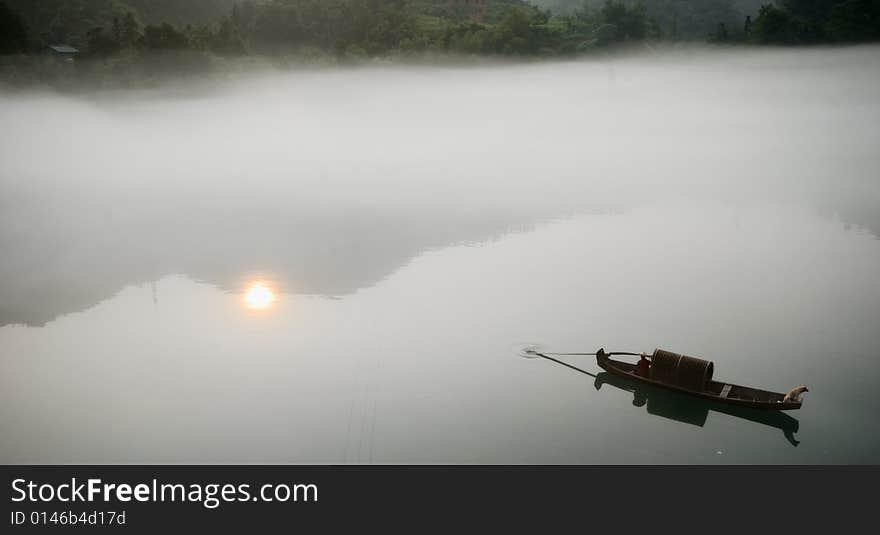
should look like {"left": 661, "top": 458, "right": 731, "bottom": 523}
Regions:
{"left": 243, "top": 281, "right": 277, "bottom": 311}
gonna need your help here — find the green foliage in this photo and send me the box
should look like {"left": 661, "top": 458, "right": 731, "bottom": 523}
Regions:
{"left": 121, "top": 0, "right": 237, "bottom": 26}
{"left": 825, "top": 0, "right": 880, "bottom": 41}
{"left": 3, "top": 0, "right": 879, "bottom": 89}
{"left": 531, "top": 1, "right": 743, "bottom": 40}
{"left": 86, "top": 12, "right": 141, "bottom": 56}
{"left": 750, "top": 4, "right": 800, "bottom": 43}
{"left": 781, "top": 0, "right": 840, "bottom": 20}
{"left": 645, "top": 1, "right": 740, "bottom": 39}
{"left": 6, "top": 0, "right": 125, "bottom": 47}
{"left": 749, "top": 0, "right": 880, "bottom": 44}
{"left": 494, "top": 7, "right": 533, "bottom": 52}
{"left": 710, "top": 21, "right": 731, "bottom": 41}
{"left": 600, "top": 1, "right": 647, "bottom": 41}
{"left": 209, "top": 17, "right": 247, "bottom": 55}
{"left": 140, "top": 23, "right": 190, "bottom": 50}
{"left": 0, "top": 1, "right": 28, "bottom": 54}
{"left": 231, "top": 0, "right": 416, "bottom": 55}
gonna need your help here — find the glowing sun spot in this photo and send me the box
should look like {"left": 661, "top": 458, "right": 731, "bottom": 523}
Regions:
{"left": 243, "top": 282, "right": 276, "bottom": 310}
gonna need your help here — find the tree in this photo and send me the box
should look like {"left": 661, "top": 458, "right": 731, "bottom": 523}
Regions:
{"left": 712, "top": 21, "right": 729, "bottom": 41}
{"left": 0, "top": 1, "right": 28, "bottom": 53}
{"left": 87, "top": 26, "right": 120, "bottom": 55}
{"left": 117, "top": 11, "right": 143, "bottom": 48}
{"left": 782, "top": 0, "right": 840, "bottom": 21}
{"left": 210, "top": 17, "right": 246, "bottom": 55}
{"left": 86, "top": 11, "right": 142, "bottom": 56}
{"left": 140, "top": 23, "right": 190, "bottom": 50}
{"left": 749, "top": 3, "right": 799, "bottom": 43}
{"left": 493, "top": 7, "right": 533, "bottom": 53}
{"left": 599, "top": 1, "right": 647, "bottom": 42}
{"left": 825, "top": 0, "right": 880, "bottom": 42}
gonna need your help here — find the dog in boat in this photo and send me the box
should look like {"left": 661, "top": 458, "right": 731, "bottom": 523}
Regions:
{"left": 782, "top": 385, "right": 809, "bottom": 403}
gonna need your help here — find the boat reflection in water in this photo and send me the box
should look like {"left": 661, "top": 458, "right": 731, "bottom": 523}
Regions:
{"left": 593, "top": 371, "right": 801, "bottom": 447}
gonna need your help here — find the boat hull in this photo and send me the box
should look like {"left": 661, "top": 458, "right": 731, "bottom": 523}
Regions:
{"left": 597, "top": 355, "right": 802, "bottom": 411}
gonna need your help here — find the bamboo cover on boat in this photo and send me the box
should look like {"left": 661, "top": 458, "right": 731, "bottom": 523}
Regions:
{"left": 650, "top": 349, "right": 714, "bottom": 391}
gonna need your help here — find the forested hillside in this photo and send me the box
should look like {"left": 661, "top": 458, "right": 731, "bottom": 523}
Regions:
{"left": 2, "top": 0, "right": 538, "bottom": 49}
{"left": 750, "top": 0, "right": 880, "bottom": 43}
{"left": 528, "top": 1, "right": 750, "bottom": 38}
{"left": 527, "top": 0, "right": 879, "bottom": 41}
{"left": 0, "top": 0, "right": 878, "bottom": 85}
{"left": 4, "top": 0, "right": 237, "bottom": 46}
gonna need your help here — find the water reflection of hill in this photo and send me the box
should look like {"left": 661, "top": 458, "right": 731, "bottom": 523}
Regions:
{"left": 817, "top": 196, "right": 880, "bottom": 241}
{"left": 0, "top": 197, "right": 556, "bottom": 327}
{"left": 2, "top": 188, "right": 876, "bottom": 329}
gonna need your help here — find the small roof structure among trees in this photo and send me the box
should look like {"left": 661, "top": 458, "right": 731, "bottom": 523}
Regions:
{"left": 48, "top": 44, "right": 79, "bottom": 61}
{"left": 49, "top": 44, "right": 79, "bottom": 54}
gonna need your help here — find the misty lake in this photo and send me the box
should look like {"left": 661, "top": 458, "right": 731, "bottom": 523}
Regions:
{"left": 2, "top": 46, "right": 879, "bottom": 463}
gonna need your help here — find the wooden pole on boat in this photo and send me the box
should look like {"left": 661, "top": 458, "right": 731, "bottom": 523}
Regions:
{"left": 540, "top": 351, "right": 647, "bottom": 357}
{"left": 527, "top": 351, "right": 598, "bottom": 378}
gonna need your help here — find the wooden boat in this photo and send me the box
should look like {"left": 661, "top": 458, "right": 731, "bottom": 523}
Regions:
{"left": 596, "top": 348, "right": 804, "bottom": 410}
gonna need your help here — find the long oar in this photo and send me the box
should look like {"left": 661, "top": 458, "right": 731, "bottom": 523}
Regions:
{"left": 525, "top": 350, "right": 599, "bottom": 378}
{"left": 537, "top": 351, "right": 645, "bottom": 357}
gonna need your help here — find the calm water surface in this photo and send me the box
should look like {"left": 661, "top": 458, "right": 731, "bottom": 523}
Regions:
{"left": 2, "top": 47, "right": 879, "bottom": 463}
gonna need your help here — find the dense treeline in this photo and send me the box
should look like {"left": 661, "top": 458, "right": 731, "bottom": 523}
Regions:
{"left": 535, "top": 0, "right": 880, "bottom": 42}
{"left": 0, "top": 0, "right": 879, "bottom": 83}
{"left": 0, "top": 0, "right": 665, "bottom": 59}
{"left": 2, "top": 0, "right": 235, "bottom": 48}
{"left": 534, "top": 1, "right": 745, "bottom": 39}
{"left": 749, "top": 0, "right": 880, "bottom": 43}
{"left": 0, "top": 1, "right": 28, "bottom": 54}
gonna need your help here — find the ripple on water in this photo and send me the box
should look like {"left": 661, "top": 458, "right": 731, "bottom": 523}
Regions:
{"left": 514, "top": 343, "right": 545, "bottom": 359}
